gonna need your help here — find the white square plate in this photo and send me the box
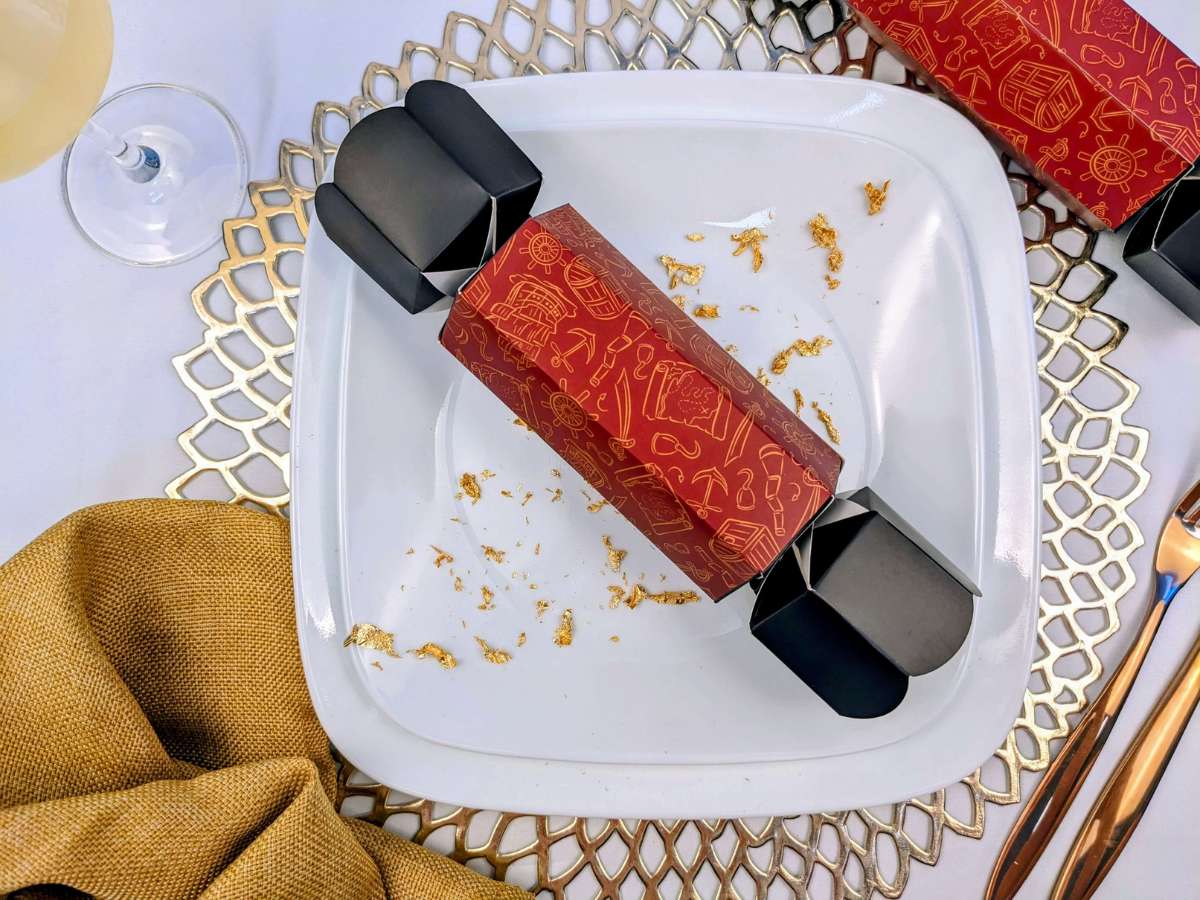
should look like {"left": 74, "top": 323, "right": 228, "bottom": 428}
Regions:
{"left": 292, "top": 72, "right": 1038, "bottom": 818}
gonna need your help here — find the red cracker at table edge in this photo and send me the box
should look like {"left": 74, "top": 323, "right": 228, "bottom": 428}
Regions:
{"left": 852, "top": 0, "right": 1200, "bottom": 229}
{"left": 440, "top": 204, "right": 843, "bottom": 601}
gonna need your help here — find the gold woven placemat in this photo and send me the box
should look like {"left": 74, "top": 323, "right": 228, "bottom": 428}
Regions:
{"left": 166, "top": 2, "right": 1151, "bottom": 896}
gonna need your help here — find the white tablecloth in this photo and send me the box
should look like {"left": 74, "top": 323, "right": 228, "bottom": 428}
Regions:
{"left": 2, "top": 1, "right": 1199, "bottom": 896}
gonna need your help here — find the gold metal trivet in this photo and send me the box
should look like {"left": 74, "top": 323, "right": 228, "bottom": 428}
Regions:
{"left": 166, "top": 1, "right": 1151, "bottom": 896}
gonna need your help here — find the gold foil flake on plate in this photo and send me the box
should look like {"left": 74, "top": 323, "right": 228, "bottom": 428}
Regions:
{"left": 827, "top": 248, "right": 844, "bottom": 273}
{"left": 534, "top": 542, "right": 541, "bottom": 556}
{"left": 608, "top": 585, "right": 626, "bottom": 608}
{"left": 500, "top": 489, "right": 513, "bottom": 498}
{"left": 730, "top": 227, "right": 766, "bottom": 272}
{"left": 692, "top": 304, "right": 720, "bottom": 319}
{"left": 825, "top": 275, "right": 841, "bottom": 290}
{"left": 547, "top": 487, "right": 563, "bottom": 503}
{"left": 587, "top": 497, "right": 609, "bottom": 513}
{"left": 481, "top": 544, "right": 506, "bottom": 564}
{"left": 793, "top": 389, "right": 805, "bottom": 414}
{"left": 431, "top": 546, "right": 454, "bottom": 568}
{"left": 453, "top": 575, "right": 464, "bottom": 592}
{"left": 865, "top": 179, "right": 890, "bottom": 215}
{"left": 739, "top": 304, "right": 760, "bottom": 312}
{"left": 517, "top": 631, "right": 527, "bottom": 647}
{"left": 812, "top": 401, "right": 841, "bottom": 445}
{"left": 602, "top": 535, "right": 627, "bottom": 572}
{"left": 724, "top": 343, "right": 739, "bottom": 355}
{"left": 475, "top": 636, "right": 512, "bottom": 664}
{"left": 770, "top": 335, "right": 833, "bottom": 375}
{"left": 551, "top": 468, "right": 562, "bottom": 478}
{"left": 808, "top": 213, "right": 838, "bottom": 249}
{"left": 344, "top": 623, "right": 401, "bottom": 657}
{"left": 405, "top": 547, "right": 415, "bottom": 556}
{"left": 658, "top": 254, "right": 705, "bottom": 289}
{"left": 521, "top": 491, "right": 534, "bottom": 506}
{"left": 480, "top": 468, "right": 496, "bottom": 480}
{"left": 370, "top": 660, "right": 384, "bottom": 671}
{"left": 553, "top": 609, "right": 575, "bottom": 646}
{"left": 513, "top": 416, "right": 533, "bottom": 431}
{"left": 412, "top": 642, "right": 457, "bottom": 669}
{"left": 756, "top": 368, "right": 771, "bottom": 387}
{"left": 459, "top": 472, "right": 482, "bottom": 503}
{"left": 671, "top": 295, "right": 686, "bottom": 310}
{"left": 478, "top": 586, "right": 496, "bottom": 610}
{"left": 610, "top": 635, "right": 620, "bottom": 643}
{"left": 685, "top": 232, "right": 705, "bottom": 242}
{"left": 535, "top": 598, "right": 551, "bottom": 620}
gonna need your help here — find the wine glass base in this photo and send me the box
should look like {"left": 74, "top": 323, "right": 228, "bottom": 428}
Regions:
{"left": 62, "top": 83, "right": 248, "bottom": 267}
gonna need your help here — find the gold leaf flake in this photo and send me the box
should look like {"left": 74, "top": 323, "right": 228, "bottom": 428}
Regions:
{"left": 587, "top": 497, "right": 609, "bottom": 513}
{"left": 755, "top": 368, "right": 771, "bottom": 387}
{"left": 453, "top": 575, "right": 464, "bottom": 592}
{"left": 658, "top": 254, "right": 705, "bottom": 289}
{"left": 739, "top": 304, "right": 760, "bottom": 312}
{"left": 480, "top": 469, "right": 496, "bottom": 480}
{"left": 607, "top": 585, "right": 626, "bottom": 608}
{"left": 812, "top": 401, "right": 841, "bottom": 445}
{"left": 521, "top": 491, "right": 534, "bottom": 506}
{"left": 610, "top": 635, "right": 620, "bottom": 643}
{"left": 686, "top": 232, "right": 705, "bottom": 242}
{"left": 459, "top": 472, "right": 482, "bottom": 503}
{"left": 370, "top": 660, "right": 383, "bottom": 671}
{"left": 865, "top": 179, "right": 890, "bottom": 216}
{"left": 624, "top": 584, "right": 700, "bottom": 608}
{"left": 671, "top": 294, "right": 687, "bottom": 310}
{"left": 513, "top": 416, "right": 533, "bottom": 431}
{"left": 534, "top": 543, "right": 541, "bottom": 556}
{"left": 517, "top": 632, "right": 527, "bottom": 647}
{"left": 547, "top": 487, "right": 563, "bottom": 503}
{"left": 692, "top": 304, "right": 720, "bottom": 319}
{"left": 412, "top": 642, "right": 457, "bottom": 669}
{"left": 827, "top": 248, "right": 844, "bottom": 273}
{"left": 770, "top": 335, "right": 833, "bottom": 375}
{"left": 808, "top": 213, "right": 838, "bottom": 249}
{"left": 449, "top": 516, "right": 461, "bottom": 523}
{"left": 553, "top": 609, "right": 575, "bottom": 646}
{"left": 551, "top": 468, "right": 562, "bottom": 478}
{"left": 478, "top": 585, "right": 496, "bottom": 610}
{"left": 793, "top": 389, "right": 805, "bottom": 414}
{"left": 475, "top": 636, "right": 512, "bottom": 664}
{"left": 481, "top": 545, "right": 506, "bottom": 564}
{"left": 405, "top": 547, "right": 415, "bottom": 556}
{"left": 724, "top": 343, "right": 739, "bottom": 354}
{"left": 344, "top": 623, "right": 401, "bottom": 657}
{"left": 500, "top": 489, "right": 513, "bottom": 498}
{"left": 535, "top": 599, "right": 551, "bottom": 620}
{"left": 731, "top": 227, "right": 766, "bottom": 272}
{"left": 602, "top": 535, "right": 627, "bottom": 572}
{"left": 431, "top": 545, "right": 454, "bottom": 568}
{"left": 825, "top": 274, "right": 841, "bottom": 290}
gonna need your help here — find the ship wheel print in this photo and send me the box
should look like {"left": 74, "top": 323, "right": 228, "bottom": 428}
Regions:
{"left": 520, "top": 231, "right": 564, "bottom": 273}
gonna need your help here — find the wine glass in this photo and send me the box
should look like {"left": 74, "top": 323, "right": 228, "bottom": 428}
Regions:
{"left": 0, "top": 0, "right": 247, "bottom": 265}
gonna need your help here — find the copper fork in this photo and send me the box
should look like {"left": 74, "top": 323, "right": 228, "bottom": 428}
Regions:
{"left": 984, "top": 478, "right": 1200, "bottom": 900}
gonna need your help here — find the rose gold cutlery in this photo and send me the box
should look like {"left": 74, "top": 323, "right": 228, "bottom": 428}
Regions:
{"left": 985, "top": 478, "right": 1200, "bottom": 900}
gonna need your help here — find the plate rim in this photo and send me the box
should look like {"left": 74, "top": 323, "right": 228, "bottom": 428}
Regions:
{"left": 292, "top": 70, "right": 1038, "bottom": 818}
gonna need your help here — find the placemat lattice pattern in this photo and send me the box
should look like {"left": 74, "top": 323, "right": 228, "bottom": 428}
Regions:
{"left": 166, "top": 1, "right": 1151, "bottom": 896}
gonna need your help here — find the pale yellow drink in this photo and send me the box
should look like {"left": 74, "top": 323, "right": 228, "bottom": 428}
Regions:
{"left": 0, "top": 0, "right": 113, "bottom": 181}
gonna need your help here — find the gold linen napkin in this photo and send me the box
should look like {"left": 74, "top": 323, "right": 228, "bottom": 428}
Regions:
{"left": 0, "top": 499, "right": 524, "bottom": 899}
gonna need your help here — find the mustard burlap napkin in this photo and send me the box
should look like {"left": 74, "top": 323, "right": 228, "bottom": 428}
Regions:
{"left": 0, "top": 499, "right": 525, "bottom": 899}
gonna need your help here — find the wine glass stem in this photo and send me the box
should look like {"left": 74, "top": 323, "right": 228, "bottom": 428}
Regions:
{"left": 80, "top": 118, "right": 160, "bottom": 183}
